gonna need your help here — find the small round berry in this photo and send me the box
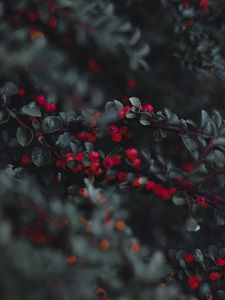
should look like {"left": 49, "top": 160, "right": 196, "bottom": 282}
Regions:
{"left": 21, "top": 154, "right": 30, "bottom": 165}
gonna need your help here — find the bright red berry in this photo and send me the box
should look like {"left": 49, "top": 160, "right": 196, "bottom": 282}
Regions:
{"left": 89, "top": 151, "right": 99, "bottom": 162}
{"left": 209, "top": 272, "right": 221, "bottom": 281}
{"left": 184, "top": 253, "right": 194, "bottom": 263}
{"left": 187, "top": 275, "right": 202, "bottom": 290}
{"left": 145, "top": 180, "right": 155, "bottom": 191}
{"left": 125, "top": 148, "right": 138, "bottom": 161}
{"left": 217, "top": 257, "right": 225, "bottom": 267}
{"left": 132, "top": 158, "right": 141, "bottom": 169}
{"left": 103, "top": 157, "right": 114, "bottom": 169}
{"left": 111, "top": 155, "right": 121, "bottom": 165}
{"left": 44, "top": 103, "right": 56, "bottom": 112}
{"left": 109, "top": 125, "right": 118, "bottom": 134}
{"left": 36, "top": 95, "right": 46, "bottom": 105}
{"left": 112, "top": 133, "right": 122, "bottom": 142}
{"left": 141, "top": 104, "right": 154, "bottom": 113}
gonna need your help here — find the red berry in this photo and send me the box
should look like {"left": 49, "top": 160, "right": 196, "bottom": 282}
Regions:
{"left": 209, "top": 272, "right": 221, "bottom": 281}
{"left": 141, "top": 104, "right": 154, "bottom": 113}
{"left": 132, "top": 178, "right": 142, "bottom": 188}
{"left": 103, "top": 157, "right": 114, "bottom": 169}
{"left": 44, "top": 103, "right": 56, "bottom": 112}
{"left": 73, "top": 164, "right": 83, "bottom": 173}
{"left": 21, "top": 155, "right": 30, "bottom": 165}
{"left": 119, "top": 125, "right": 128, "bottom": 135}
{"left": 36, "top": 131, "right": 43, "bottom": 137}
{"left": 127, "top": 79, "right": 137, "bottom": 89}
{"left": 111, "top": 155, "right": 121, "bottom": 165}
{"left": 112, "top": 133, "right": 122, "bottom": 143}
{"left": 65, "top": 153, "right": 74, "bottom": 162}
{"left": 55, "top": 160, "right": 64, "bottom": 168}
{"left": 49, "top": 17, "right": 57, "bottom": 27}
{"left": 145, "top": 180, "right": 155, "bottom": 191}
{"left": 89, "top": 151, "right": 99, "bottom": 162}
{"left": 18, "top": 88, "right": 26, "bottom": 96}
{"left": 75, "top": 152, "right": 85, "bottom": 162}
{"left": 200, "top": 0, "right": 208, "bottom": 10}
{"left": 36, "top": 95, "right": 46, "bottom": 105}
{"left": 95, "top": 168, "right": 103, "bottom": 176}
{"left": 109, "top": 125, "right": 118, "bottom": 134}
{"left": 125, "top": 148, "right": 138, "bottom": 161}
{"left": 217, "top": 257, "right": 225, "bottom": 267}
{"left": 187, "top": 275, "right": 202, "bottom": 290}
{"left": 184, "top": 253, "right": 194, "bottom": 263}
{"left": 182, "top": 163, "right": 194, "bottom": 173}
{"left": 169, "top": 187, "right": 177, "bottom": 195}
{"left": 27, "top": 11, "right": 39, "bottom": 22}
{"left": 118, "top": 171, "right": 127, "bottom": 182}
{"left": 132, "top": 158, "right": 141, "bottom": 169}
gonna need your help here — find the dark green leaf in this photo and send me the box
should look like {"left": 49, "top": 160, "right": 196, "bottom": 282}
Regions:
{"left": 200, "top": 110, "right": 209, "bottom": 129}
{"left": 140, "top": 114, "right": 150, "bottom": 125}
{"left": 32, "top": 146, "right": 51, "bottom": 167}
{"left": 41, "top": 116, "right": 63, "bottom": 134}
{"left": 213, "top": 137, "right": 225, "bottom": 147}
{"left": 194, "top": 249, "right": 204, "bottom": 263}
{"left": 0, "top": 81, "right": 18, "bottom": 95}
{"left": 182, "top": 135, "right": 199, "bottom": 153}
{"left": 16, "top": 127, "right": 33, "bottom": 147}
{"left": 185, "top": 217, "right": 200, "bottom": 232}
{"left": 0, "top": 109, "right": 9, "bottom": 124}
{"left": 21, "top": 103, "right": 41, "bottom": 117}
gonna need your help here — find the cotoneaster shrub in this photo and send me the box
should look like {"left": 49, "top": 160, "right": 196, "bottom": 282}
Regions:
{"left": 1, "top": 1, "right": 225, "bottom": 300}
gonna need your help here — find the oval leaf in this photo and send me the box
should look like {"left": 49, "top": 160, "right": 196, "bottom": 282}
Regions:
{"left": 41, "top": 116, "right": 63, "bottom": 134}
{"left": 32, "top": 146, "right": 51, "bottom": 167}
{"left": 17, "top": 127, "right": 33, "bottom": 147}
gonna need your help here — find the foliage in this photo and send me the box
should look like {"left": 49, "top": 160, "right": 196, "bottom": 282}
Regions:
{"left": 1, "top": 1, "right": 225, "bottom": 299}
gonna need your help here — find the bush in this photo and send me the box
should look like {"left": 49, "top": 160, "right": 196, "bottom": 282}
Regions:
{"left": 1, "top": 1, "right": 225, "bottom": 299}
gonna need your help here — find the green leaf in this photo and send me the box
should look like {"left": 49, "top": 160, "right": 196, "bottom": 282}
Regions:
{"left": 181, "top": 135, "right": 199, "bottom": 153}
{"left": 41, "top": 116, "right": 63, "bottom": 134}
{"left": 113, "top": 100, "right": 124, "bottom": 110}
{"left": 21, "top": 102, "right": 41, "bottom": 117}
{"left": 185, "top": 217, "right": 200, "bottom": 232}
{"left": 213, "top": 110, "right": 222, "bottom": 128}
{"left": 105, "top": 101, "right": 114, "bottom": 112}
{"left": 199, "top": 283, "right": 211, "bottom": 299}
{"left": 215, "top": 206, "right": 225, "bottom": 225}
{"left": 217, "top": 290, "right": 225, "bottom": 299}
{"left": 207, "top": 245, "right": 217, "bottom": 261}
{"left": 200, "top": 110, "right": 209, "bottom": 129}
{"left": 172, "top": 195, "right": 185, "bottom": 206}
{"left": 0, "top": 109, "right": 9, "bottom": 124}
{"left": 16, "top": 127, "right": 33, "bottom": 147}
{"left": 84, "top": 142, "right": 94, "bottom": 152}
{"left": 32, "top": 146, "right": 51, "bottom": 167}
{"left": 129, "top": 97, "right": 141, "bottom": 108}
{"left": 0, "top": 81, "right": 18, "bottom": 96}
{"left": 213, "top": 137, "right": 225, "bottom": 147}
{"left": 126, "top": 111, "right": 136, "bottom": 118}
{"left": 194, "top": 249, "right": 204, "bottom": 263}
{"left": 183, "top": 8, "right": 195, "bottom": 18}
{"left": 140, "top": 114, "right": 150, "bottom": 125}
